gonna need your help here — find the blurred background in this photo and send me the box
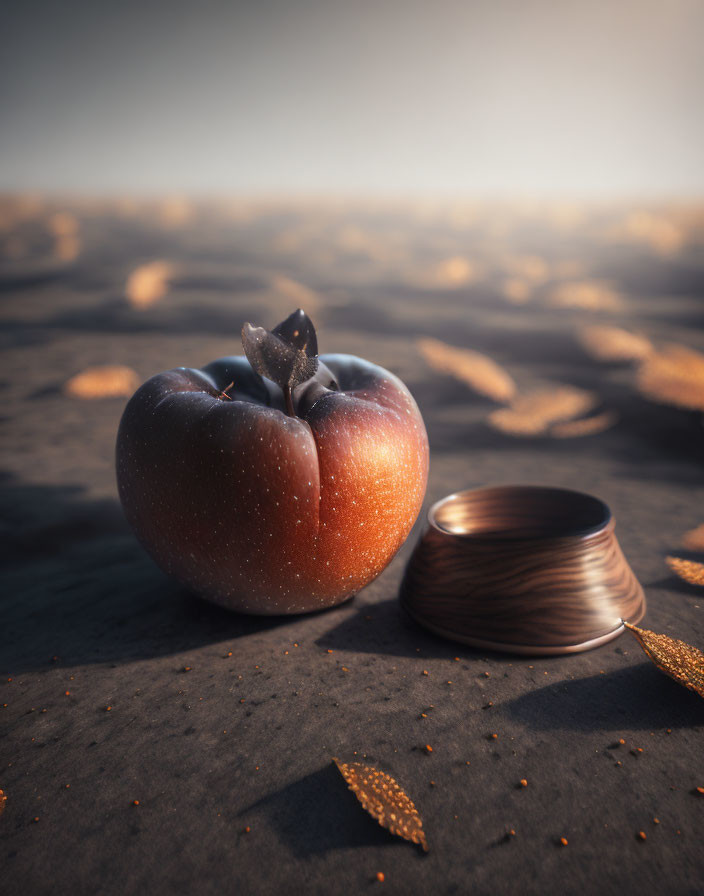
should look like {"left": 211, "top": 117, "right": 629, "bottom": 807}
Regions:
{"left": 2, "top": 0, "right": 704, "bottom": 516}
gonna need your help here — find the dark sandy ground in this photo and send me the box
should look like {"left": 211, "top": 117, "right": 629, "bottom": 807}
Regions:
{"left": 1, "top": 197, "right": 704, "bottom": 895}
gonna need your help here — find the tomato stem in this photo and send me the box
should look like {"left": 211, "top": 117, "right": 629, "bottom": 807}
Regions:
{"left": 284, "top": 384, "right": 295, "bottom": 417}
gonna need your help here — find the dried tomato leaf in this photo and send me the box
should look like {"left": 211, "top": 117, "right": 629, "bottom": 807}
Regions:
{"left": 666, "top": 556, "right": 704, "bottom": 586}
{"left": 333, "top": 757, "right": 428, "bottom": 852}
{"left": 272, "top": 307, "right": 318, "bottom": 357}
{"left": 418, "top": 338, "right": 516, "bottom": 403}
{"left": 681, "top": 525, "right": 704, "bottom": 552}
{"left": 241, "top": 310, "right": 319, "bottom": 392}
{"left": 624, "top": 622, "right": 704, "bottom": 699}
{"left": 637, "top": 344, "right": 704, "bottom": 411}
{"left": 64, "top": 365, "right": 139, "bottom": 399}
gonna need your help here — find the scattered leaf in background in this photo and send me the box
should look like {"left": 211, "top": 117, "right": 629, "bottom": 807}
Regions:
{"left": 682, "top": 524, "right": 704, "bottom": 552}
{"left": 551, "top": 410, "right": 619, "bottom": 438}
{"left": 48, "top": 211, "right": 81, "bottom": 262}
{"left": 488, "top": 386, "right": 597, "bottom": 436}
{"left": 578, "top": 325, "right": 653, "bottom": 363}
{"left": 418, "top": 338, "right": 516, "bottom": 403}
{"left": 333, "top": 758, "right": 428, "bottom": 852}
{"left": 549, "top": 280, "right": 623, "bottom": 312}
{"left": 126, "top": 260, "right": 174, "bottom": 309}
{"left": 624, "top": 622, "right": 704, "bottom": 699}
{"left": 612, "top": 210, "right": 685, "bottom": 257}
{"left": 502, "top": 277, "right": 532, "bottom": 305}
{"left": 65, "top": 365, "right": 139, "bottom": 399}
{"left": 431, "top": 255, "right": 479, "bottom": 287}
{"left": 504, "top": 254, "right": 549, "bottom": 283}
{"left": 158, "top": 196, "right": 192, "bottom": 229}
{"left": 666, "top": 556, "right": 704, "bottom": 586}
{"left": 637, "top": 344, "right": 704, "bottom": 411}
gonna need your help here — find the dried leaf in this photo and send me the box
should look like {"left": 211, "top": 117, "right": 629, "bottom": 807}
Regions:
{"left": 333, "top": 757, "right": 428, "bottom": 852}
{"left": 504, "top": 254, "right": 549, "bottom": 283}
{"left": 502, "top": 277, "right": 532, "bottom": 305}
{"left": 242, "top": 309, "right": 319, "bottom": 392}
{"left": 682, "top": 524, "right": 704, "bottom": 552}
{"left": 551, "top": 410, "right": 618, "bottom": 438}
{"left": 578, "top": 326, "right": 653, "bottom": 363}
{"left": 158, "top": 197, "right": 191, "bottom": 228}
{"left": 48, "top": 212, "right": 81, "bottom": 261}
{"left": 624, "top": 622, "right": 704, "bottom": 699}
{"left": 611, "top": 211, "right": 685, "bottom": 256}
{"left": 65, "top": 365, "right": 140, "bottom": 399}
{"left": 549, "top": 280, "right": 623, "bottom": 312}
{"left": 666, "top": 556, "right": 704, "bottom": 586}
{"left": 418, "top": 338, "right": 516, "bottom": 403}
{"left": 637, "top": 344, "right": 704, "bottom": 411}
{"left": 430, "top": 256, "right": 479, "bottom": 287}
{"left": 488, "top": 386, "right": 597, "bottom": 436}
{"left": 48, "top": 212, "right": 79, "bottom": 238}
{"left": 126, "top": 260, "right": 174, "bottom": 308}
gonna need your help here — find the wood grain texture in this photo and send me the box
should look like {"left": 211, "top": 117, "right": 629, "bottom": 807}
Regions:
{"left": 400, "top": 486, "right": 645, "bottom": 655}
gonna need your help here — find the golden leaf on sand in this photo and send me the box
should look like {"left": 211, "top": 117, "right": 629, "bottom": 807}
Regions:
{"left": 48, "top": 212, "right": 79, "bottom": 238}
{"left": 666, "top": 557, "right": 704, "bottom": 586}
{"left": 333, "top": 758, "right": 428, "bottom": 852}
{"left": 126, "top": 261, "right": 174, "bottom": 309}
{"left": 432, "top": 256, "right": 478, "bottom": 287}
{"left": 418, "top": 338, "right": 516, "bottom": 403}
{"left": 65, "top": 366, "right": 139, "bottom": 400}
{"left": 488, "top": 387, "right": 597, "bottom": 436}
{"left": 637, "top": 344, "right": 704, "bottom": 411}
{"left": 682, "top": 525, "right": 704, "bottom": 552}
{"left": 578, "top": 326, "right": 653, "bottom": 363}
{"left": 549, "top": 280, "right": 623, "bottom": 312}
{"left": 48, "top": 212, "right": 82, "bottom": 262}
{"left": 504, "top": 254, "right": 549, "bottom": 283}
{"left": 624, "top": 622, "right": 704, "bottom": 699}
{"left": 502, "top": 277, "right": 532, "bottom": 305}
{"left": 551, "top": 410, "right": 618, "bottom": 438}
{"left": 158, "top": 196, "right": 192, "bottom": 229}
{"left": 615, "top": 211, "right": 685, "bottom": 257}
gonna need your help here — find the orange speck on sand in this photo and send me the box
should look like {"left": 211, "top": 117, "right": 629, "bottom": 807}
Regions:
{"left": 133, "top": 800, "right": 140, "bottom": 806}
{"left": 560, "top": 837, "right": 568, "bottom": 847}
{"left": 424, "top": 744, "right": 433, "bottom": 754}
{"left": 520, "top": 779, "right": 528, "bottom": 788}
{"left": 637, "top": 831, "right": 646, "bottom": 841}
{"left": 376, "top": 872, "right": 385, "bottom": 883}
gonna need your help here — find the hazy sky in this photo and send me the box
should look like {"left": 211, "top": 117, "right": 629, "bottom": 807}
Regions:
{"left": 2, "top": 0, "right": 703, "bottom": 196}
